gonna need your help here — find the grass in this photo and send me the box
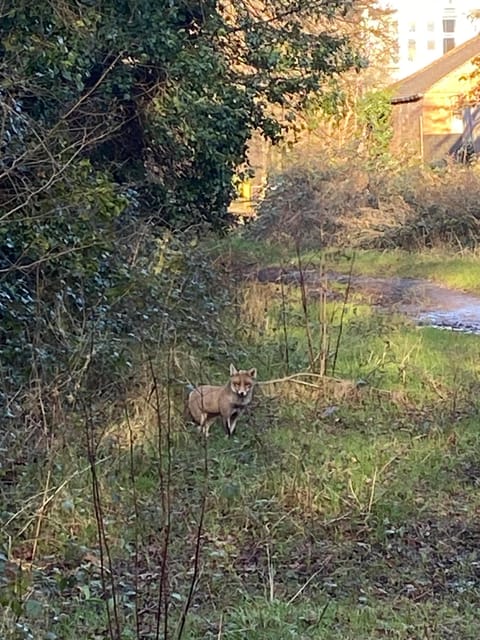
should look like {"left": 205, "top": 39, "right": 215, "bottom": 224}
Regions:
{"left": 219, "top": 234, "right": 480, "bottom": 294}
{"left": 185, "top": 598, "right": 480, "bottom": 639}
{"left": 3, "top": 237, "right": 480, "bottom": 639}
{"left": 3, "top": 395, "right": 480, "bottom": 638}
{"left": 331, "top": 250, "right": 480, "bottom": 294}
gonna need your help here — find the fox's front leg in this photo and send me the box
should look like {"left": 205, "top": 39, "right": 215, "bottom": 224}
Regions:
{"left": 224, "top": 411, "right": 239, "bottom": 437}
{"left": 221, "top": 416, "right": 230, "bottom": 437}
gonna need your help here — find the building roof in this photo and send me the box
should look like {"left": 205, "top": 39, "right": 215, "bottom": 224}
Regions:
{"left": 392, "top": 35, "right": 480, "bottom": 100}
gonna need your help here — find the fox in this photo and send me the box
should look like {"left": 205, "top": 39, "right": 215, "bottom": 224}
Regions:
{"left": 186, "top": 364, "right": 257, "bottom": 437}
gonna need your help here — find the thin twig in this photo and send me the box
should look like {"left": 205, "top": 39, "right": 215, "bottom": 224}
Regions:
{"left": 257, "top": 371, "right": 344, "bottom": 386}
{"left": 175, "top": 431, "right": 208, "bottom": 639}
{"left": 279, "top": 264, "right": 290, "bottom": 374}
{"left": 367, "top": 467, "right": 377, "bottom": 514}
{"left": 30, "top": 467, "right": 51, "bottom": 563}
{"left": 164, "top": 352, "right": 174, "bottom": 640}
{"left": 287, "top": 556, "right": 331, "bottom": 605}
{"left": 125, "top": 400, "right": 142, "bottom": 640}
{"left": 150, "top": 358, "right": 170, "bottom": 640}
{"left": 217, "top": 612, "right": 224, "bottom": 640}
{"left": 331, "top": 251, "right": 355, "bottom": 376}
{"left": 296, "top": 243, "right": 316, "bottom": 370}
{"left": 266, "top": 543, "right": 275, "bottom": 603}
{"left": 83, "top": 335, "right": 121, "bottom": 640}
{"left": 348, "top": 478, "right": 361, "bottom": 508}
{"left": 318, "top": 258, "right": 329, "bottom": 376}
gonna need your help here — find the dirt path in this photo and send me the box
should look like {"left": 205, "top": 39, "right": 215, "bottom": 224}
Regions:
{"left": 256, "top": 267, "right": 480, "bottom": 334}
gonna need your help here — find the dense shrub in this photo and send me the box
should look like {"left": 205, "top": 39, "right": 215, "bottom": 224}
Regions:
{"left": 248, "top": 160, "right": 480, "bottom": 251}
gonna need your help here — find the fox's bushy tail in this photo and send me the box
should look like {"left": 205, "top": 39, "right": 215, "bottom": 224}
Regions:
{"left": 184, "top": 383, "right": 195, "bottom": 421}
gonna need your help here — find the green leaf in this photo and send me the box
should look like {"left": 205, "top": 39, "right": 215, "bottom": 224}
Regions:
{"left": 24, "top": 599, "right": 44, "bottom": 619}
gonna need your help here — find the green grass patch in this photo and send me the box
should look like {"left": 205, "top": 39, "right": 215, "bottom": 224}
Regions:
{"left": 3, "top": 397, "right": 480, "bottom": 638}
{"left": 185, "top": 597, "right": 480, "bottom": 639}
{"left": 218, "top": 234, "right": 480, "bottom": 294}
{"left": 239, "top": 278, "right": 480, "bottom": 402}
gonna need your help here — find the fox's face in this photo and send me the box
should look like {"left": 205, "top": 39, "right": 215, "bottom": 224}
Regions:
{"left": 229, "top": 364, "right": 257, "bottom": 398}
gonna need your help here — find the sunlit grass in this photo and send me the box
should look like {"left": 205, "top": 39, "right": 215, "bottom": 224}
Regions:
{"left": 338, "top": 249, "right": 480, "bottom": 293}
{"left": 218, "top": 234, "right": 480, "bottom": 294}
{"left": 237, "top": 277, "right": 480, "bottom": 404}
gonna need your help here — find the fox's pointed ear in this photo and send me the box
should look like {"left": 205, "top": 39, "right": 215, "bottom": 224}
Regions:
{"left": 249, "top": 368, "right": 257, "bottom": 378}
{"left": 229, "top": 363, "right": 238, "bottom": 375}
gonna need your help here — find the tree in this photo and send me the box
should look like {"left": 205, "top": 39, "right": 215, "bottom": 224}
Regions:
{"left": 1, "top": 0, "right": 365, "bottom": 226}
{"left": 288, "top": 0, "right": 397, "bottom": 148}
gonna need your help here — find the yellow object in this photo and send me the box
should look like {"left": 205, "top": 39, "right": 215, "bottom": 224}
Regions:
{"left": 241, "top": 179, "right": 252, "bottom": 200}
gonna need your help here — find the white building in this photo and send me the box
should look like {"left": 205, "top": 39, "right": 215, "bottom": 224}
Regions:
{"left": 382, "top": 0, "right": 480, "bottom": 78}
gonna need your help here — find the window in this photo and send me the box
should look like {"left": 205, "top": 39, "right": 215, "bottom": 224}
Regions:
{"left": 408, "top": 21, "right": 416, "bottom": 32}
{"left": 427, "top": 21, "right": 435, "bottom": 32}
{"left": 427, "top": 40, "right": 436, "bottom": 50}
{"left": 443, "top": 19, "right": 455, "bottom": 33}
{"left": 408, "top": 39, "right": 416, "bottom": 61}
{"left": 443, "top": 37, "right": 455, "bottom": 53}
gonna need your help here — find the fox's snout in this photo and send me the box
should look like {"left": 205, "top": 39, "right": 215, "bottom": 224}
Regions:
{"left": 231, "top": 381, "right": 253, "bottom": 399}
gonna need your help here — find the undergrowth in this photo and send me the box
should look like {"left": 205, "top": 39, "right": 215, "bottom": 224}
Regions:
{"left": 247, "top": 159, "right": 480, "bottom": 251}
{"left": 3, "top": 234, "right": 480, "bottom": 639}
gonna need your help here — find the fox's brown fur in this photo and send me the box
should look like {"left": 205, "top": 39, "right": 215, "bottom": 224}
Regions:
{"left": 186, "top": 364, "right": 257, "bottom": 437}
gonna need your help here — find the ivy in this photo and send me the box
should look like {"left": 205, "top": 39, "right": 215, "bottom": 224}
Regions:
{"left": 357, "top": 89, "right": 394, "bottom": 163}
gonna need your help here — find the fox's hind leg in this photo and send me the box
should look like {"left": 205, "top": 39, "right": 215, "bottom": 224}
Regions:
{"left": 199, "top": 414, "right": 216, "bottom": 437}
